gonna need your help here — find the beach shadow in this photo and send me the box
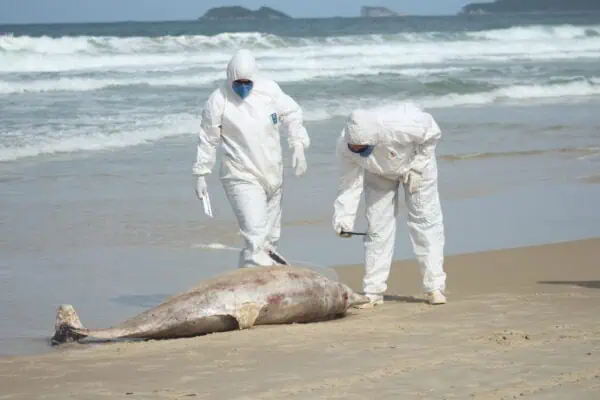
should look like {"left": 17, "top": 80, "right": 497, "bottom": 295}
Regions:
{"left": 537, "top": 281, "right": 600, "bottom": 289}
{"left": 110, "top": 294, "right": 170, "bottom": 308}
{"left": 383, "top": 294, "right": 428, "bottom": 304}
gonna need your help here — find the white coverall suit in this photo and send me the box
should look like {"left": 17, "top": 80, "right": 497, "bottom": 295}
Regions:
{"left": 332, "top": 102, "right": 447, "bottom": 305}
{"left": 192, "top": 49, "right": 310, "bottom": 268}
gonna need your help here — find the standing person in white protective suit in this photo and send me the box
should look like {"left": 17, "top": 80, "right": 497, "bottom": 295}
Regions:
{"left": 332, "top": 102, "right": 447, "bottom": 307}
{"left": 192, "top": 49, "right": 310, "bottom": 268}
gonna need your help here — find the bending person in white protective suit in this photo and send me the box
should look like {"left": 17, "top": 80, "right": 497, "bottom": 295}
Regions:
{"left": 332, "top": 102, "right": 447, "bottom": 307}
{"left": 192, "top": 49, "right": 310, "bottom": 268}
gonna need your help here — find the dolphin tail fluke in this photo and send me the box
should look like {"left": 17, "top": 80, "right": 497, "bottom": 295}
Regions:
{"left": 51, "top": 304, "right": 89, "bottom": 346}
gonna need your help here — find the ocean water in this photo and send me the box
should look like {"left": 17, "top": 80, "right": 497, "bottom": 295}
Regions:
{"left": 1, "top": 13, "right": 600, "bottom": 357}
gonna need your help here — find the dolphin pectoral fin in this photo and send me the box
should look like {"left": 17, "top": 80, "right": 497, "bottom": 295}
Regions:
{"left": 229, "top": 302, "right": 262, "bottom": 330}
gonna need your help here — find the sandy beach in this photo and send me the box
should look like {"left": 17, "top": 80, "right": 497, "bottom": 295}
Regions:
{"left": 2, "top": 11, "right": 600, "bottom": 400}
{"left": 1, "top": 238, "right": 598, "bottom": 399}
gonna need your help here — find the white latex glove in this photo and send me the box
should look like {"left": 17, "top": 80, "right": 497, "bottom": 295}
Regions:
{"left": 292, "top": 145, "right": 307, "bottom": 176}
{"left": 334, "top": 222, "right": 352, "bottom": 238}
{"left": 402, "top": 169, "right": 423, "bottom": 194}
{"left": 195, "top": 176, "right": 208, "bottom": 200}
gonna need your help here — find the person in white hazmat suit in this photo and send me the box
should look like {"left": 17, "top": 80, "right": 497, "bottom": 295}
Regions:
{"left": 332, "top": 102, "right": 447, "bottom": 307}
{"left": 192, "top": 49, "right": 310, "bottom": 268}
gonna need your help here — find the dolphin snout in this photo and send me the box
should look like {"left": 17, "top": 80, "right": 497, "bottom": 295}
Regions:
{"left": 349, "top": 292, "right": 370, "bottom": 307}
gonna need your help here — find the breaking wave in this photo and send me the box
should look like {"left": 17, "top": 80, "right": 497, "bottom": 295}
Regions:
{"left": 2, "top": 79, "right": 598, "bottom": 162}
{"left": 1, "top": 22, "right": 599, "bottom": 162}
{"left": 301, "top": 79, "right": 600, "bottom": 121}
{"left": 2, "top": 24, "right": 599, "bottom": 55}
{"left": 1, "top": 24, "right": 600, "bottom": 73}
{"left": 0, "top": 113, "right": 199, "bottom": 162}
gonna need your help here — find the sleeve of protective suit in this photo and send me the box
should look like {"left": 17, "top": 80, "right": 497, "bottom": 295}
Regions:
{"left": 192, "top": 90, "right": 224, "bottom": 177}
{"left": 407, "top": 111, "right": 442, "bottom": 174}
{"left": 270, "top": 81, "right": 310, "bottom": 150}
{"left": 332, "top": 133, "right": 364, "bottom": 231}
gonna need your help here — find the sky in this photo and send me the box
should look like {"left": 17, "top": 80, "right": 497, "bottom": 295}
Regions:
{"left": 0, "top": 0, "right": 480, "bottom": 24}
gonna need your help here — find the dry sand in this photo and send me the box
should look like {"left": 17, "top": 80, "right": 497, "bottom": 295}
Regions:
{"left": 1, "top": 238, "right": 599, "bottom": 399}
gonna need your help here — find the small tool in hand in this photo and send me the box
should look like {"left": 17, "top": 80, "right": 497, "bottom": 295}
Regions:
{"left": 340, "top": 230, "right": 367, "bottom": 237}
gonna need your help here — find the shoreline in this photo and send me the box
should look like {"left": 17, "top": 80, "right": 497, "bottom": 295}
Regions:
{"left": 1, "top": 238, "right": 599, "bottom": 399}
{"left": 1, "top": 236, "right": 597, "bottom": 360}
{"left": 332, "top": 236, "right": 600, "bottom": 299}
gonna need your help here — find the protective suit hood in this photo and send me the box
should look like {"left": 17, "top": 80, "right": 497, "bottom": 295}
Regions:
{"left": 343, "top": 109, "right": 380, "bottom": 146}
{"left": 226, "top": 49, "right": 258, "bottom": 85}
{"left": 343, "top": 102, "right": 437, "bottom": 147}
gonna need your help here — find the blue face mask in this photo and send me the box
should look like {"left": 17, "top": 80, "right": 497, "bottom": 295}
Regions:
{"left": 232, "top": 80, "right": 253, "bottom": 99}
{"left": 348, "top": 144, "right": 375, "bottom": 158}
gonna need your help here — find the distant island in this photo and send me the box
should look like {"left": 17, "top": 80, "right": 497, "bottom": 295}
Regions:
{"left": 360, "top": 6, "right": 403, "bottom": 18}
{"left": 460, "top": 0, "right": 600, "bottom": 14}
{"left": 199, "top": 6, "right": 291, "bottom": 20}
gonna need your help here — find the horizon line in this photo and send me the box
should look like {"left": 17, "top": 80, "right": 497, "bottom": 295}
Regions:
{"left": 0, "top": 12, "right": 463, "bottom": 27}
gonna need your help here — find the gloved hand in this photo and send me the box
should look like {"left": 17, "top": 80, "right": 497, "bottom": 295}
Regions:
{"left": 292, "top": 145, "right": 307, "bottom": 176}
{"left": 334, "top": 223, "right": 352, "bottom": 238}
{"left": 402, "top": 169, "right": 423, "bottom": 194}
{"left": 195, "top": 176, "right": 208, "bottom": 200}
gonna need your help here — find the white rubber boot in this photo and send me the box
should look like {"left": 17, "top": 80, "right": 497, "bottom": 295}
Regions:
{"left": 426, "top": 290, "right": 447, "bottom": 305}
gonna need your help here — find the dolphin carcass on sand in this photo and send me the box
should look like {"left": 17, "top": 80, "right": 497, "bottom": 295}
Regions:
{"left": 51, "top": 266, "right": 370, "bottom": 345}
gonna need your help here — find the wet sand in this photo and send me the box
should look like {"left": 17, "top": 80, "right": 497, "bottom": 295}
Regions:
{"left": 1, "top": 238, "right": 599, "bottom": 399}
{"left": 583, "top": 174, "right": 600, "bottom": 184}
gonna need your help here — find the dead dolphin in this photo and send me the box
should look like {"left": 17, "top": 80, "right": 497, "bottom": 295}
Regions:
{"left": 51, "top": 265, "right": 369, "bottom": 345}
